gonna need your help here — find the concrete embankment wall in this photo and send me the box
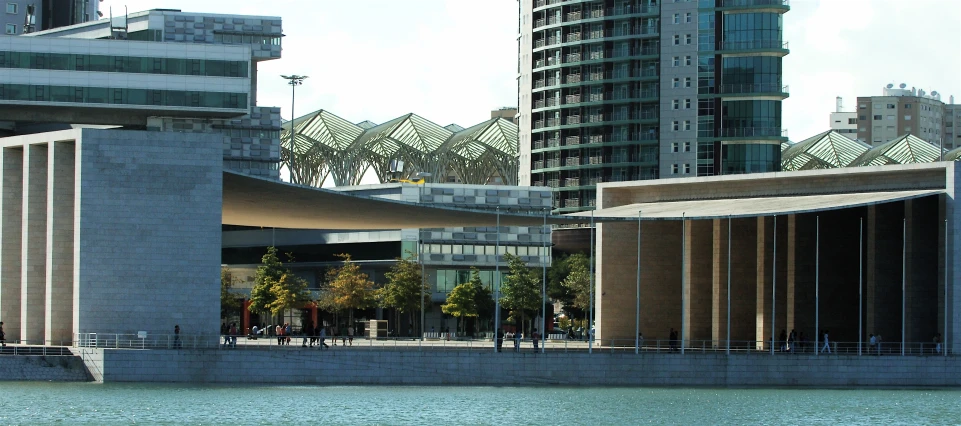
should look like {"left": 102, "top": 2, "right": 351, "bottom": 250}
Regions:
{"left": 0, "top": 356, "right": 93, "bottom": 381}
{"left": 72, "top": 348, "right": 961, "bottom": 387}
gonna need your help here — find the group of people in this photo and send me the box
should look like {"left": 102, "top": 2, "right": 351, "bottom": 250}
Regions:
{"left": 495, "top": 328, "right": 541, "bottom": 353}
{"left": 220, "top": 322, "right": 239, "bottom": 347}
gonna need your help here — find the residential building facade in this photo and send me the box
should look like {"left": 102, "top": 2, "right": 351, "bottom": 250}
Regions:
{"left": 518, "top": 0, "right": 789, "bottom": 213}
{"left": 856, "top": 85, "right": 947, "bottom": 149}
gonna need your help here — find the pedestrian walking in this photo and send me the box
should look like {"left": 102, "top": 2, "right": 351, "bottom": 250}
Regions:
{"left": 935, "top": 333, "right": 942, "bottom": 354}
{"left": 532, "top": 328, "right": 540, "bottom": 351}
{"left": 513, "top": 331, "right": 521, "bottom": 352}
{"left": 318, "top": 327, "right": 329, "bottom": 350}
{"left": 347, "top": 326, "right": 354, "bottom": 346}
{"left": 173, "top": 325, "right": 182, "bottom": 349}
{"left": 876, "top": 334, "right": 883, "bottom": 356}
{"left": 229, "top": 323, "right": 238, "bottom": 347}
{"left": 820, "top": 330, "right": 831, "bottom": 354}
{"left": 0, "top": 321, "right": 6, "bottom": 347}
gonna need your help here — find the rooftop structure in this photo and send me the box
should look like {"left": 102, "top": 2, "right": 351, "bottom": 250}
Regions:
{"left": 1, "top": 0, "right": 98, "bottom": 35}
{"left": 781, "top": 131, "right": 953, "bottom": 171}
{"left": 281, "top": 109, "right": 519, "bottom": 187}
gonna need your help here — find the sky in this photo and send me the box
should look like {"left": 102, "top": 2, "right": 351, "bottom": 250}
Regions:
{"left": 99, "top": 0, "right": 961, "bottom": 142}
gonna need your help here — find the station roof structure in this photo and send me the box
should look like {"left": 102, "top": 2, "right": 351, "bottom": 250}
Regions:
{"left": 281, "top": 109, "right": 519, "bottom": 188}
{"left": 781, "top": 131, "right": 954, "bottom": 171}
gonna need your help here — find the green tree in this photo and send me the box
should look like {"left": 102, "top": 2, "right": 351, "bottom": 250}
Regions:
{"left": 248, "top": 246, "right": 286, "bottom": 324}
{"left": 267, "top": 272, "right": 311, "bottom": 316}
{"left": 562, "top": 253, "right": 592, "bottom": 322}
{"left": 221, "top": 266, "right": 243, "bottom": 320}
{"left": 549, "top": 253, "right": 590, "bottom": 317}
{"left": 442, "top": 268, "right": 483, "bottom": 334}
{"left": 474, "top": 281, "right": 495, "bottom": 332}
{"left": 499, "top": 253, "right": 543, "bottom": 335}
{"left": 379, "top": 251, "right": 428, "bottom": 333}
{"left": 321, "top": 253, "right": 377, "bottom": 326}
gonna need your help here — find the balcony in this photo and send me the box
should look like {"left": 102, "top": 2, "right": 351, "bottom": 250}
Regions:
{"left": 719, "top": 83, "right": 789, "bottom": 97}
{"left": 717, "top": 40, "right": 790, "bottom": 53}
{"left": 720, "top": 0, "right": 789, "bottom": 5}
{"left": 564, "top": 157, "right": 581, "bottom": 166}
{"left": 565, "top": 136, "right": 580, "bottom": 146}
{"left": 720, "top": 127, "right": 788, "bottom": 138}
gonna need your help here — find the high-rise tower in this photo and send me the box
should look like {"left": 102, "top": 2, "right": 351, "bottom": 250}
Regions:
{"left": 518, "top": 0, "right": 789, "bottom": 212}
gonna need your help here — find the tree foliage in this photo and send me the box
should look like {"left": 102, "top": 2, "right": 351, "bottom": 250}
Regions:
{"left": 499, "top": 253, "right": 543, "bottom": 334}
{"left": 442, "top": 268, "right": 484, "bottom": 332}
{"left": 321, "top": 253, "right": 377, "bottom": 323}
{"left": 561, "top": 253, "right": 592, "bottom": 312}
{"left": 248, "top": 247, "right": 312, "bottom": 318}
{"left": 379, "top": 251, "right": 428, "bottom": 314}
{"left": 221, "top": 266, "right": 243, "bottom": 319}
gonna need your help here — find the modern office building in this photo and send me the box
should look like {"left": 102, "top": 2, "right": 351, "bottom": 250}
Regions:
{"left": 518, "top": 0, "right": 789, "bottom": 212}
{"left": 2, "top": 8, "right": 284, "bottom": 179}
{"left": 856, "top": 84, "right": 947, "bottom": 149}
{"left": 222, "top": 182, "right": 553, "bottom": 333}
{"left": 1, "top": 0, "right": 99, "bottom": 35}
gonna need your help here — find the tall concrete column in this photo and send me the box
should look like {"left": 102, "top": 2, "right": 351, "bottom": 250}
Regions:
{"left": 866, "top": 202, "right": 904, "bottom": 344}
{"left": 755, "top": 216, "right": 787, "bottom": 350}
{"left": 45, "top": 142, "right": 75, "bottom": 344}
{"left": 904, "top": 197, "right": 938, "bottom": 346}
{"left": 785, "top": 215, "right": 797, "bottom": 332}
{"left": 21, "top": 144, "right": 48, "bottom": 343}
{"left": 947, "top": 164, "right": 960, "bottom": 354}
{"left": 687, "top": 220, "right": 713, "bottom": 346}
{"left": 711, "top": 219, "right": 727, "bottom": 345}
{"left": 1, "top": 147, "right": 24, "bottom": 341}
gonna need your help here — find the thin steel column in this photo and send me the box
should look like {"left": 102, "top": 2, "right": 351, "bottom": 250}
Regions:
{"left": 902, "top": 218, "right": 906, "bottom": 356}
{"left": 815, "top": 216, "right": 820, "bottom": 357}
{"left": 635, "top": 210, "right": 641, "bottom": 354}
{"left": 726, "top": 216, "right": 731, "bottom": 355}
{"left": 541, "top": 212, "right": 547, "bottom": 354}
{"left": 589, "top": 210, "right": 594, "bottom": 354}
{"left": 771, "top": 215, "right": 777, "bottom": 355}
{"left": 494, "top": 208, "right": 500, "bottom": 353}
{"left": 681, "top": 212, "right": 686, "bottom": 355}
{"left": 420, "top": 229, "right": 425, "bottom": 342}
{"left": 858, "top": 218, "right": 863, "bottom": 356}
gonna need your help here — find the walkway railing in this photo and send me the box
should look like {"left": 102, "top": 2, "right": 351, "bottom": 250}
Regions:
{"left": 0, "top": 339, "right": 75, "bottom": 356}
{"left": 66, "top": 333, "right": 953, "bottom": 356}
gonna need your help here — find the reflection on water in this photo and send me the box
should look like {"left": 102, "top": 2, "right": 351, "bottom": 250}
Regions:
{"left": 0, "top": 382, "right": 958, "bottom": 425}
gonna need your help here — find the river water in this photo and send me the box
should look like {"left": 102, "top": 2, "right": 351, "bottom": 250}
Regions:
{"left": 1, "top": 382, "right": 958, "bottom": 425}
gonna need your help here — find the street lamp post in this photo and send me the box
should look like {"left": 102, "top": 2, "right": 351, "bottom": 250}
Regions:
{"left": 281, "top": 74, "right": 307, "bottom": 183}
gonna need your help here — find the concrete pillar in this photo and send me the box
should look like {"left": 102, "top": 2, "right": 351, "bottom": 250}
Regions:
{"left": 904, "top": 197, "right": 938, "bottom": 347}
{"left": 756, "top": 216, "right": 788, "bottom": 351}
{"left": 1, "top": 147, "right": 24, "bottom": 341}
{"left": 21, "top": 144, "right": 48, "bottom": 343}
{"left": 45, "top": 142, "right": 75, "bottom": 344}
{"left": 711, "top": 218, "right": 727, "bottom": 345}
{"left": 729, "top": 218, "right": 757, "bottom": 346}
{"left": 947, "top": 163, "right": 959, "bottom": 354}
{"left": 687, "top": 220, "right": 713, "bottom": 347}
{"left": 866, "top": 202, "right": 905, "bottom": 345}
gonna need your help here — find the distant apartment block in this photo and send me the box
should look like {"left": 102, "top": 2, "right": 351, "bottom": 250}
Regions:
{"left": 856, "top": 84, "right": 954, "bottom": 150}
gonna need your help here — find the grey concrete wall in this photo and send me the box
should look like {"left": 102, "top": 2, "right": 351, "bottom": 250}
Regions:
{"left": 74, "top": 129, "right": 223, "bottom": 336}
{"left": 1, "top": 147, "right": 23, "bottom": 341}
{"left": 46, "top": 142, "right": 74, "bottom": 343}
{"left": 22, "top": 144, "right": 47, "bottom": 343}
{"left": 0, "top": 356, "right": 91, "bottom": 382}
{"left": 73, "top": 348, "right": 961, "bottom": 387}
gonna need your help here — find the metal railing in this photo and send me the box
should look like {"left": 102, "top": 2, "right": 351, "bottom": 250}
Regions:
{"left": 0, "top": 339, "right": 74, "bottom": 356}
{"left": 719, "top": 83, "right": 789, "bottom": 95}
{"left": 603, "top": 339, "right": 952, "bottom": 356}
{"left": 719, "top": 0, "right": 789, "bottom": 7}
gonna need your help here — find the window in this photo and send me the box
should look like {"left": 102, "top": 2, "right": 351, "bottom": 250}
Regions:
{"left": 684, "top": 142, "right": 691, "bottom": 152}
{"left": 683, "top": 121, "right": 691, "bottom": 131}
{"left": 684, "top": 77, "right": 692, "bottom": 88}
{"left": 672, "top": 99, "right": 679, "bottom": 110}
{"left": 685, "top": 34, "right": 692, "bottom": 45}
{"left": 673, "top": 13, "right": 680, "bottom": 24}
{"left": 672, "top": 78, "right": 680, "bottom": 88}
{"left": 905, "top": 104, "right": 912, "bottom": 109}
{"left": 685, "top": 99, "right": 691, "bottom": 109}
{"left": 672, "top": 121, "right": 680, "bottom": 131}
{"left": 4, "top": 24, "right": 14, "bottom": 34}
{"left": 859, "top": 104, "right": 866, "bottom": 109}
{"left": 905, "top": 115, "right": 912, "bottom": 120}
{"left": 685, "top": 12, "right": 692, "bottom": 23}
{"left": 848, "top": 118, "right": 857, "bottom": 124}
{"left": 887, "top": 104, "right": 895, "bottom": 109}
{"left": 685, "top": 56, "right": 692, "bottom": 66}
{"left": 671, "top": 142, "right": 679, "bottom": 152}
{"left": 673, "top": 56, "right": 680, "bottom": 67}
{"left": 683, "top": 164, "right": 691, "bottom": 174}
{"left": 673, "top": 35, "right": 680, "bottom": 45}
{"left": 672, "top": 164, "right": 679, "bottom": 174}
{"left": 886, "top": 115, "right": 894, "bottom": 121}
{"left": 872, "top": 115, "right": 880, "bottom": 120}
{"left": 905, "top": 126, "right": 911, "bottom": 132}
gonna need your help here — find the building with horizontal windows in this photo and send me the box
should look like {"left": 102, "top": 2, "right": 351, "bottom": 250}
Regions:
{"left": 1, "top": 0, "right": 99, "bottom": 35}
{"left": 856, "top": 84, "right": 953, "bottom": 150}
{"left": 518, "top": 0, "right": 790, "bottom": 213}
{"left": 0, "top": 8, "right": 285, "bottom": 179}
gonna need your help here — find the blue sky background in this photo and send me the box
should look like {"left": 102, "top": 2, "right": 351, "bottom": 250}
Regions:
{"left": 100, "top": 0, "right": 960, "bottom": 143}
